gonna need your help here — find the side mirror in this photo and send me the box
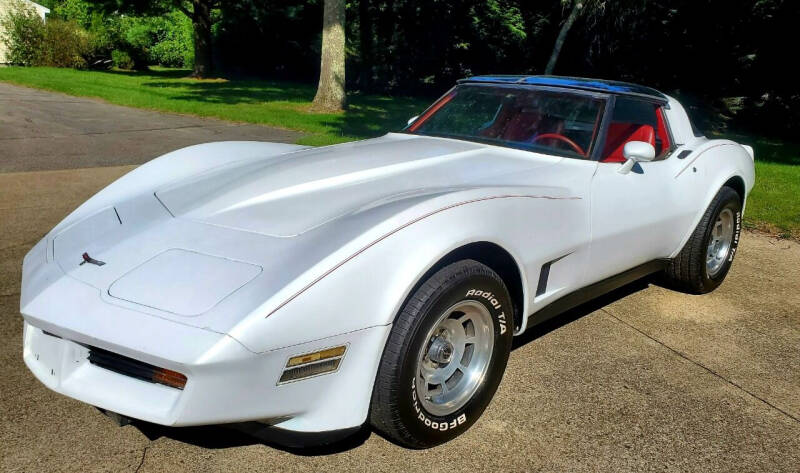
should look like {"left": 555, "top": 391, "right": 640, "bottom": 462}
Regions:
{"left": 407, "top": 115, "right": 419, "bottom": 126}
{"left": 618, "top": 141, "right": 656, "bottom": 174}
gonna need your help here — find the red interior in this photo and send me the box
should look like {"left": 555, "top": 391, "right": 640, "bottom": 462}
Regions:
{"left": 600, "top": 124, "right": 656, "bottom": 163}
{"left": 478, "top": 105, "right": 515, "bottom": 138}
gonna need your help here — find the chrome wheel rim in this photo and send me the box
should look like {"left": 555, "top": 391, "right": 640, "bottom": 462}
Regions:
{"left": 706, "top": 208, "right": 734, "bottom": 277}
{"left": 416, "top": 300, "right": 494, "bottom": 416}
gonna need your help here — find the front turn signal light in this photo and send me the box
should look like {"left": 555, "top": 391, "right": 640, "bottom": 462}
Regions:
{"left": 286, "top": 345, "right": 346, "bottom": 367}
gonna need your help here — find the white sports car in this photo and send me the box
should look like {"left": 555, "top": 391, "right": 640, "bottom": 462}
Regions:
{"left": 21, "top": 76, "right": 755, "bottom": 448}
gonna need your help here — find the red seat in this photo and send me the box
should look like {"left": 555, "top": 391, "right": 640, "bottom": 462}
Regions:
{"left": 500, "top": 109, "right": 541, "bottom": 142}
{"left": 479, "top": 105, "right": 516, "bottom": 138}
{"left": 601, "top": 124, "right": 656, "bottom": 163}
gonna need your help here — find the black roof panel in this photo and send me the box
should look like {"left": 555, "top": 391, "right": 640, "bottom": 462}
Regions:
{"left": 459, "top": 75, "right": 667, "bottom": 101}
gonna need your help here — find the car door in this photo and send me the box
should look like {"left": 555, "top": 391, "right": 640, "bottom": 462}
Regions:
{"left": 585, "top": 96, "right": 698, "bottom": 285}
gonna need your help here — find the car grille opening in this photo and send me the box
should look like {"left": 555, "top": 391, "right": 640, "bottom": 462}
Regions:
{"left": 87, "top": 346, "right": 187, "bottom": 390}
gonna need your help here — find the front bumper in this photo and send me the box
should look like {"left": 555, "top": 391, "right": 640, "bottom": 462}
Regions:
{"left": 23, "top": 320, "right": 390, "bottom": 431}
{"left": 21, "top": 244, "right": 391, "bottom": 432}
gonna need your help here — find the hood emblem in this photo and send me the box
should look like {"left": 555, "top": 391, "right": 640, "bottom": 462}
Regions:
{"left": 80, "top": 252, "right": 105, "bottom": 267}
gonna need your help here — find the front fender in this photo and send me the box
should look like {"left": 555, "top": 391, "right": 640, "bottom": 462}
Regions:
{"left": 228, "top": 187, "right": 586, "bottom": 354}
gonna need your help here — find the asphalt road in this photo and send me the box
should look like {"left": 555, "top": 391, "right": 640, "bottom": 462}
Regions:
{"left": 1, "top": 83, "right": 799, "bottom": 472}
{"left": 0, "top": 82, "right": 301, "bottom": 172}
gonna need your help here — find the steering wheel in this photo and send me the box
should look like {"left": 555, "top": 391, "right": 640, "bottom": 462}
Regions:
{"left": 531, "top": 133, "right": 586, "bottom": 157}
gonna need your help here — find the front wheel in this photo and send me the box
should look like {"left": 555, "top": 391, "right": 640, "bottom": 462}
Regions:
{"left": 369, "top": 260, "right": 513, "bottom": 448}
{"left": 664, "top": 186, "right": 742, "bottom": 293}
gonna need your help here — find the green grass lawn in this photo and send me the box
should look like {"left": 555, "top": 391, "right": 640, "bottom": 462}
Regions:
{"left": 0, "top": 66, "right": 797, "bottom": 239}
{"left": 747, "top": 161, "right": 799, "bottom": 238}
{"left": 721, "top": 134, "right": 799, "bottom": 239}
{"left": 0, "top": 66, "right": 430, "bottom": 147}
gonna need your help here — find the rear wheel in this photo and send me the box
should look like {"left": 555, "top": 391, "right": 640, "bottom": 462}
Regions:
{"left": 370, "top": 260, "right": 513, "bottom": 448}
{"left": 664, "top": 186, "right": 742, "bottom": 293}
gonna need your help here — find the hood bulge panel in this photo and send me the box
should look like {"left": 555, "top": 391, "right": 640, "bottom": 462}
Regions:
{"left": 155, "top": 135, "right": 555, "bottom": 237}
{"left": 108, "top": 249, "right": 263, "bottom": 316}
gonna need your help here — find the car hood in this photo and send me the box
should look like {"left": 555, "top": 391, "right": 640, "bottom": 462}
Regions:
{"left": 154, "top": 134, "right": 556, "bottom": 237}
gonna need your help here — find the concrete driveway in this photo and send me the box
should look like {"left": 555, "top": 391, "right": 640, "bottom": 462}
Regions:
{"left": 1, "top": 83, "right": 798, "bottom": 472}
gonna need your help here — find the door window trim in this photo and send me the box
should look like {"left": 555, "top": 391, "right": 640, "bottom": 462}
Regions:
{"left": 592, "top": 96, "right": 678, "bottom": 162}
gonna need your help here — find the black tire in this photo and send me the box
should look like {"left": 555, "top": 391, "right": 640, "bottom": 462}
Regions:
{"left": 369, "top": 260, "right": 513, "bottom": 448}
{"left": 664, "top": 186, "right": 742, "bottom": 294}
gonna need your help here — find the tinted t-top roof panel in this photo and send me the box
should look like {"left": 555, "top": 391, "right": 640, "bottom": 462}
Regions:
{"left": 459, "top": 75, "right": 667, "bottom": 101}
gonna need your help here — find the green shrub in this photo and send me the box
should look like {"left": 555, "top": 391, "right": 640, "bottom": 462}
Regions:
{"left": 149, "top": 38, "right": 184, "bottom": 67}
{"left": 148, "top": 12, "right": 193, "bottom": 68}
{"left": 84, "top": 19, "right": 114, "bottom": 67}
{"left": 2, "top": 2, "right": 193, "bottom": 70}
{"left": 50, "top": 0, "right": 115, "bottom": 66}
{"left": 0, "top": 0, "right": 45, "bottom": 65}
{"left": 40, "top": 19, "right": 90, "bottom": 69}
{"left": 111, "top": 49, "right": 134, "bottom": 69}
{"left": 113, "top": 17, "right": 155, "bottom": 70}
{"left": 115, "top": 13, "right": 194, "bottom": 69}
{"left": 1, "top": 1, "right": 100, "bottom": 69}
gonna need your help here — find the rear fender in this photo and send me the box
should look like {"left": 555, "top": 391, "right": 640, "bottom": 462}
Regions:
{"left": 670, "top": 140, "right": 755, "bottom": 258}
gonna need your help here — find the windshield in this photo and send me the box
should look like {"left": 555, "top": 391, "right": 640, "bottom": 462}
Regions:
{"left": 405, "top": 85, "right": 606, "bottom": 159}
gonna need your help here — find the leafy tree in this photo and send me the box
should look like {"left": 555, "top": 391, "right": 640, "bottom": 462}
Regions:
{"left": 361, "top": 0, "right": 528, "bottom": 94}
{"left": 544, "top": 0, "right": 647, "bottom": 75}
{"left": 214, "top": 2, "right": 321, "bottom": 79}
{"left": 544, "top": 0, "right": 583, "bottom": 74}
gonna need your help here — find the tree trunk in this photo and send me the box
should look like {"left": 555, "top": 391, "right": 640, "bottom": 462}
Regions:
{"left": 358, "top": 0, "right": 373, "bottom": 90}
{"left": 545, "top": 1, "right": 582, "bottom": 75}
{"left": 312, "top": 0, "right": 347, "bottom": 112}
{"left": 190, "top": 0, "right": 213, "bottom": 78}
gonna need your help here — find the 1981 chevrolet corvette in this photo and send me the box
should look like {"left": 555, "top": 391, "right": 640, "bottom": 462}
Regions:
{"left": 21, "top": 76, "right": 755, "bottom": 448}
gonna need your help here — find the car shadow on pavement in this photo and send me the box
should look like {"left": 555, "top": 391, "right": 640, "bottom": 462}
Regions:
{"left": 130, "top": 421, "right": 372, "bottom": 456}
{"left": 512, "top": 278, "right": 651, "bottom": 351}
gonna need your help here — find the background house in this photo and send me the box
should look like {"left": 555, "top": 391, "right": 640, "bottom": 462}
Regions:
{"left": 0, "top": 0, "right": 49, "bottom": 64}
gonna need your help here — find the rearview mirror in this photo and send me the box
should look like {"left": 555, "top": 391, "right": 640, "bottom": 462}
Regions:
{"left": 618, "top": 141, "right": 656, "bottom": 174}
{"left": 407, "top": 115, "right": 419, "bottom": 126}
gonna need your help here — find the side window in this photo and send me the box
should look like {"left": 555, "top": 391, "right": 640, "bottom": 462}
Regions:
{"left": 600, "top": 97, "right": 672, "bottom": 162}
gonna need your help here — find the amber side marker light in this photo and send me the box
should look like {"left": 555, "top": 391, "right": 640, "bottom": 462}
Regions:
{"left": 279, "top": 346, "right": 347, "bottom": 384}
{"left": 153, "top": 368, "right": 188, "bottom": 390}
